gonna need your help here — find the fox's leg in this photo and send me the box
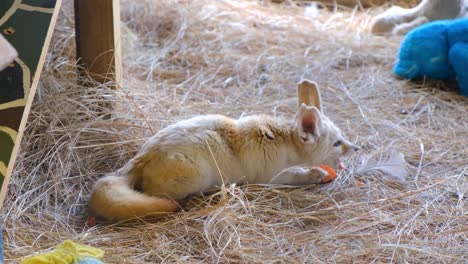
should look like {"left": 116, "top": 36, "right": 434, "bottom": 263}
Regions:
{"left": 269, "top": 167, "right": 335, "bottom": 185}
{"left": 371, "top": 5, "right": 423, "bottom": 35}
{"left": 392, "top": 16, "right": 428, "bottom": 35}
{"left": 140, "top": 153, "right": 209, "bottom": 201}
{"left": 371, "top": 0, "right": 463, "bottom": 35}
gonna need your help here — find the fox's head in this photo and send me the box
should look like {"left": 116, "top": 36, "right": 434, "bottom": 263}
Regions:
{"left": 294, "top": 80, "right": 358, "bottom": 170}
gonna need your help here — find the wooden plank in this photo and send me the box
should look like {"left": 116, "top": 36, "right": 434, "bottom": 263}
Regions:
{"left": 74, "top": 0, "right": 122, "bottom": 87}
{"left": 0, "top": 0, "right": 62, "bottom": 209}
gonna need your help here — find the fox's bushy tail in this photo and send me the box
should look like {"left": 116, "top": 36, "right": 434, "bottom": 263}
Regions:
{"left": 88, "top": 175, "right": 179, "bottom": 221}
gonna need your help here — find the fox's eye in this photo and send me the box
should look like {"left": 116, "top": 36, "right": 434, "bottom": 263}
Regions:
{"left": 333, "top": 140, "right": 342, "bottom": 147}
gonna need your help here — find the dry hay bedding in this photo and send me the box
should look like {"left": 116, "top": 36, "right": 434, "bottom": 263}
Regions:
{"left": 2, "top": 0, "right": 467, "bottom": 263}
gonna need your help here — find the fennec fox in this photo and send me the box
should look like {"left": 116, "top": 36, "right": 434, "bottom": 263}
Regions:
{"left": 89, "top": 80, "right": 358, "bottom": 221}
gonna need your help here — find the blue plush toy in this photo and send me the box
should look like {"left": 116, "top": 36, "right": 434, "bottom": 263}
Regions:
{"left": 394, "top": 18, "right": 468, "bottom": 97}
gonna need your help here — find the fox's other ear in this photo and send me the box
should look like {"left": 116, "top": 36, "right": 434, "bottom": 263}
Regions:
{"left": 297, "top": 103, "right": 322, "bottom": 143}
{"left": 297, "top": 79, "right": 322, "bottom": 112}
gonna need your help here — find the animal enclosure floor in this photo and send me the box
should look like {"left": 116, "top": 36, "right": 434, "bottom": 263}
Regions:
{"left": 1, "top": 0, "right": 467, "bottom": 263}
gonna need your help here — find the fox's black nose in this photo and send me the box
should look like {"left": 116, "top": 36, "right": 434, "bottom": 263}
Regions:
{"left": 353, "top": 146, "right": 360, "bottom": 152}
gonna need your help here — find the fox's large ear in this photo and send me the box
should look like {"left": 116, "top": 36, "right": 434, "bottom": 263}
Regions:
{"left": 297, "top": 103, "right": 322, "bottom": 143}
{"left": 297, "top": 79, "right": 322, "bottom": 112}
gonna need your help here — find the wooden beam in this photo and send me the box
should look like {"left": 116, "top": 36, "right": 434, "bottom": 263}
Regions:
{"left": 74, "top": 0, "right": 122, "bottom": 87}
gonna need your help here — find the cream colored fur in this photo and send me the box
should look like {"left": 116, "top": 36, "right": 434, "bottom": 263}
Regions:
{"left": 88, "top": 80, "right": 358, "bottom": 221}
{"left": 371, "top": 0, "right": 468, "bottom": 35}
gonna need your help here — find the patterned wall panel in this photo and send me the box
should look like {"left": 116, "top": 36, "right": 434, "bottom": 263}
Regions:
{"left": 0, "top": 0, "right": 59, "bottom": 193}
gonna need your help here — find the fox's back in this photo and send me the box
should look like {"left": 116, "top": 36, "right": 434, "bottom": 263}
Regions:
{"left": 138, "top": 114, "right": 295, "bottom": 183}
{"left": 147, "top": 115, "right": 239, "bottom": 155}
{"left": 147, "top": 114, "right": 289, "bottom": 153}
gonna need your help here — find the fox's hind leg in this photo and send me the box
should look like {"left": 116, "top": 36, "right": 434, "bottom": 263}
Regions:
{"left": 140, "top": 152, "right": 211, "bottom": 201}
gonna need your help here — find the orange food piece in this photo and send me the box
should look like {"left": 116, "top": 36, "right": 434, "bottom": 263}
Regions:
{"left": 319, "top": 164, "right": 337, "bottom": 183}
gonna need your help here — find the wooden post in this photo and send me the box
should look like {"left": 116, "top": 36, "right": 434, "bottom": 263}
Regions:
{"left": 74, "top": 0, "right": 122, "bottom": 88}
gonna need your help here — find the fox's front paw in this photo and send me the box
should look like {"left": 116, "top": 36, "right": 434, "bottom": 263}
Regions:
{"left": 370, "top": 6, "right": 408, "bottom": 35}
{"left": 307, "top": 166, "right": 337, "bottom": 184}
{"left": 370, "top": 6, "right": 428, "bottom": 36}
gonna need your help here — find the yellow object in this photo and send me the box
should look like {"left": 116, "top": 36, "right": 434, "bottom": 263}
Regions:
{"left": 21, "top": 240, "right": 104, "bottom": 264}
